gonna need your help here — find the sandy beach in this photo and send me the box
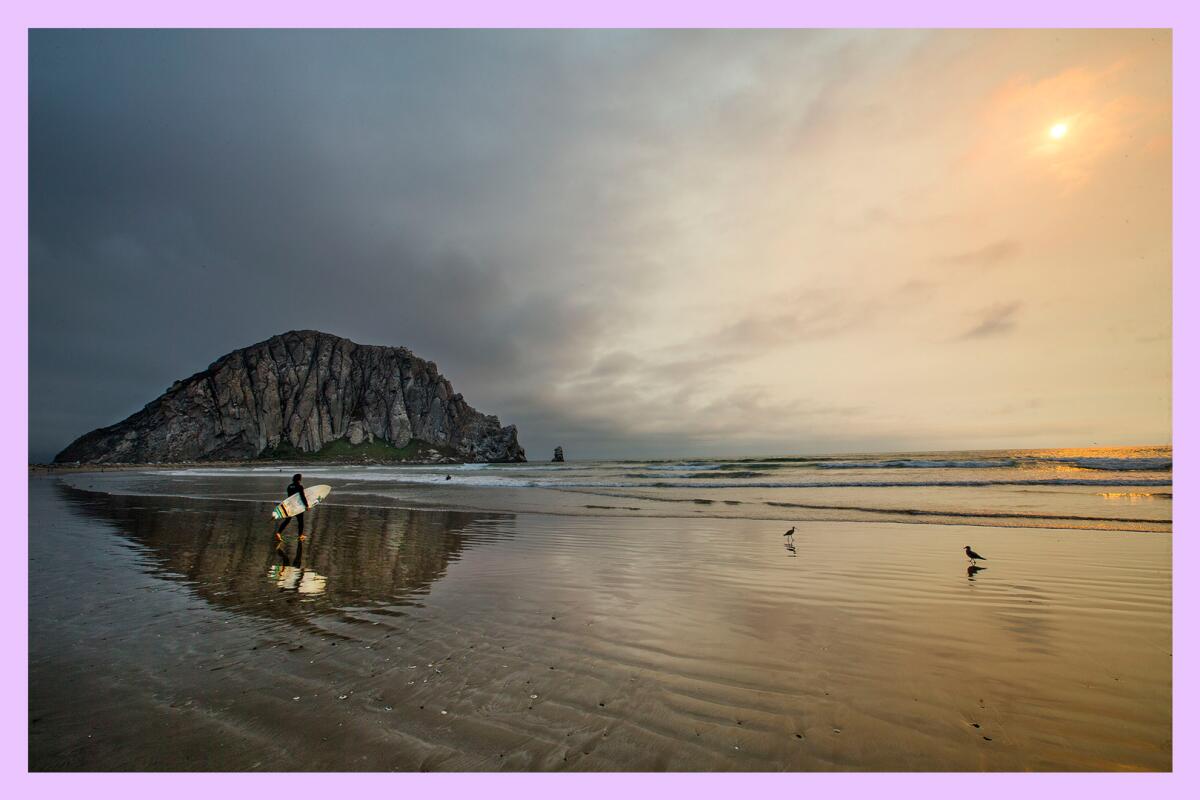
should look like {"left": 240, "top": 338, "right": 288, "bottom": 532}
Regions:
{"left": 29, "top": 471, "right": 1170, "bottom": 771}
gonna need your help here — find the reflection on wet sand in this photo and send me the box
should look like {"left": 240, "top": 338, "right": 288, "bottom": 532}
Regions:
{"left": 269, "top": 539, "right": 327, "bottom": 595}
{"left": 54, "top": 483, "right": 515, "bottom": 627}
{"left": 268, "top": 561, "right": 328, "bottom": 594}
{"left": 33, "top": 478, "right": 1171, "bottom": 772}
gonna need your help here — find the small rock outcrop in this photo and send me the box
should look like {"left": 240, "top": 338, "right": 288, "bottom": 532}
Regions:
{"left": 552, "top": 446, "right": 565, "bottom": 462}
{"left": 55, "top": 330, "right": 526, "bottom": 464}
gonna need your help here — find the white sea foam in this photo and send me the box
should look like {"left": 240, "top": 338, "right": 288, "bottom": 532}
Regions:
{"left": 1046, "top": 457, "right": 1172, "bottom": 471}
{"left": 814, "top": 459, "right": 1017, "bottom": 469}
{"left": 636, "top": 463, "right": 724, "bottom": 471}
{"left": 153, "top": 467, "right": 1171, "bottom": 490}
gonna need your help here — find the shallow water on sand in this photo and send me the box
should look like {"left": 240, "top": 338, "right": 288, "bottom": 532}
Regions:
{"left": 133, "top": 445, "right": 1173, "bottom": 533}
{"left": 29, "top": 476, "right": 1170, "bottom": 771}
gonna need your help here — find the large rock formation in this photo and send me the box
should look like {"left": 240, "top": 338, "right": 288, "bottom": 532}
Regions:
{"left": 54, "top": 330, "right": 526, "bottom": 464}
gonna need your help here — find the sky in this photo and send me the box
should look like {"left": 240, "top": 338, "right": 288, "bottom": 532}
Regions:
{"left": 28, "top": 29, "right": 1172, "bottom": 461}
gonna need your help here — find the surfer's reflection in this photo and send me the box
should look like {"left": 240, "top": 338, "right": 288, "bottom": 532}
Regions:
{"left": 275, "top": 535, "right": 302, "bottom": 564}
{"left": 967, "top": 564, "right": 987, "bottom": 581}
{"left": 268, "top": 538, "right": 328, "bottom": 596}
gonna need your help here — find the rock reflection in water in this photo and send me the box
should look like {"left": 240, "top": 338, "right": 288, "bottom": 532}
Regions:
{"left": 55, "top": 483, "right": 515, "bottom": 626}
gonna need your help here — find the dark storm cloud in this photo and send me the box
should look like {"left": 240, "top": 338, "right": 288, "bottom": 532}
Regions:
{"left": 31, "top": 29, "right": 893, "bottom": 461}
{"left": 28, "top": 29, "right": 673, "bottom": 459}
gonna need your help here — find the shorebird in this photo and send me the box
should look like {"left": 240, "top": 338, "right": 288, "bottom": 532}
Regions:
{"left": 964, "top": 545, "right": 987, "bottom": 564}
{"left": 784, "top": 526, "right": 796, "bottom": 539}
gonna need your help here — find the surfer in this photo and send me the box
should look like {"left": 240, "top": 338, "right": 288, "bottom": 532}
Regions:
{"left": 275, "top": 473, "right": 309, "bottom": 542}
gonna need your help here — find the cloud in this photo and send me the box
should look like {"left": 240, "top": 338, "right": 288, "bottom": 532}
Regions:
{"left": 27, "top": 26, "right": 915, "bottom": 459}
{"left": 27, "top": 30, "right": 675, "bottom": 458}
{"left": 958, "top": 301, "right": 1022, "bottom": 340}
{"left": 27, "top": 30, "right": 1172, "bottom": 460}
{"left": 704, "top": 301, "right": 861, "bottom": 349}
{"left": 938, "top": 239, "right": 1021, "bottom": 268}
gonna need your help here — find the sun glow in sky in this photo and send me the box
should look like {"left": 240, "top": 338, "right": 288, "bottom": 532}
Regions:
{"left": 1049, "top": 121, "right": 1070, "bottom": 139}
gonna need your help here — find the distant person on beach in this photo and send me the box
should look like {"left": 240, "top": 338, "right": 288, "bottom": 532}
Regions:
{"left": 275, "top": 473, "right": 309, "bottom": 542}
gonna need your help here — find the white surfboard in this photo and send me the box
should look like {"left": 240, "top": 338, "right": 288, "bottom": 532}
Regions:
{"left": 271, "top": 485, "right": 331, "bottom": 520}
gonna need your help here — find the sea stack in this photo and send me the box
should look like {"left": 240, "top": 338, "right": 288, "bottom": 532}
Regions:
{"left": 54, "top": 330, "right": 527, "bottom": 464}
{"left": 552, "top": 446, "right": 565, "bottom": 462}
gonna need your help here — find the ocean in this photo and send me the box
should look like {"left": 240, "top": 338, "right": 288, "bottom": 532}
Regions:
{"left": 116, "top": 444, "right": 1172, "bottom": 533}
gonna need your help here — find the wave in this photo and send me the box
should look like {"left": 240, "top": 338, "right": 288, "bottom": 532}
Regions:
{"left": 687, "top": 470, "right": 768, "bottom": 479}
{"left": 634, "top": 463, "right": 723, "bottom": 471}
{"left": 634, "top": 457, "right": 1166, "bottom": 474}
{"left": 760, "top": 500, "right": 1169, "bottom": 525}
{"left": 808, "top": 457, "right": 1170, "bottom": 472}
{"left": 157, "top": 468, "right": 1172, "bottom": 490}
{"left": 633, "top": 478, "right": 1173, "bottom": 489}
{"left": 618, "top": 470, "right": 774, "bottom": 479}
{"left": 628, "top": 470, "right": 773, "bottom": 480}
{"left": 1043, "top": 457, "right": 1172, "bottom": 471}
{"left": 813, "top": 459, "right": 1017, "bottom": 470}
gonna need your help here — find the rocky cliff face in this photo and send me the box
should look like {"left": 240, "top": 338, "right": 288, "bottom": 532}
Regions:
{"left": 55, "top": 331, "right": 526, "bottom": 464}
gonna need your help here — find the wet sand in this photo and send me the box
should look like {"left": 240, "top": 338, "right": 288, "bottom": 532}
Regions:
{"left": 29, "top": 475, "right": 1171, "bottom": 771}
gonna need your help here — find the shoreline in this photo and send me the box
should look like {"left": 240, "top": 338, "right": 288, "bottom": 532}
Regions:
{"left": 46, "top": 481, "right": 1173, "bottom": 536}
{"left": 45, "top": 467, "right": 1173, "bottom": 535}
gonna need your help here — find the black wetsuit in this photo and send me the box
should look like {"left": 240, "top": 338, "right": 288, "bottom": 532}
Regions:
{"left": 276, "top": 481, "right": 309, "bottom": 534}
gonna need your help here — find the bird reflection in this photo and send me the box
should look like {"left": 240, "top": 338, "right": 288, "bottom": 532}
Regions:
{"left": 784, "top": 541, "right": 797, "bottom": 557}
{"left": 967, "top": 564, "right": 987, "bottom": 580}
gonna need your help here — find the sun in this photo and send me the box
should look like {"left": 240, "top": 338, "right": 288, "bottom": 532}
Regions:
{"left": 1049, "top": 121, "right": 1069, "bottom": 140}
